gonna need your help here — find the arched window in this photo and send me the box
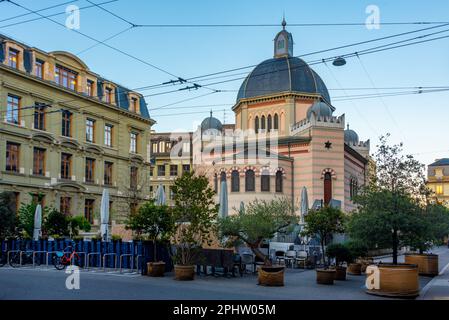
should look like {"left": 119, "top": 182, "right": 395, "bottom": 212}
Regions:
{"left": 231, "top": 170, "right": 240, "bottom": 192}
{"left": 275, "top": 170, "right": 283, "bottom": 193}
{"left": 261, "top": 170, "right": 270, "bottom": 192}
{"left": 267, "top": 115, "right": 272, "bottom": 132}
{"left": 261, "top": 115, "right": 266, "bottom": 130}
{"left": 214, "top": 173, "right": 218, "bottom": 193}
{"left": 245, "top": 169, "right": 255, "bottom": 192}
{"left": 324, "top": 172, "right": 332, "bottom": 205}
{"left": 350, "top": 178, "right": 358, "bottom": 200}
{"left": 220, "top": 171, "right": 226, "bottom": 182}
{"left": 255, "top": 116, "right": 259, "bottom": 134}
{"left": 274, "top": 114, "right": 279, "bottom": 130}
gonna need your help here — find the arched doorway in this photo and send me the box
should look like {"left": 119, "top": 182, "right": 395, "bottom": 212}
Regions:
{"left": 324, "top": 172, "right": 332, "bottom": 205}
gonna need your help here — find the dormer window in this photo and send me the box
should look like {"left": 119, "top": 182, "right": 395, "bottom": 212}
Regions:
{"left": 105, "top": 87, "right": 113, "bottom": 104}
{"left": 86, "top": 80, "right": 94, "bottom": 97}
{"left": 130, "top": 97, "right": 138, "bottom": 113}
{"left": 55, "top": 65, "right": 77, "bottom": 91}
{"left": 8, "top": 49, "right": 19, "bottom": 69}
{"left": 35, "top": 59, "right": 44, "bottom": 79}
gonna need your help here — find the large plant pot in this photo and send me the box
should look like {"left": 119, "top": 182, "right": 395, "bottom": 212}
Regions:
{"left": 348, "top": 263, "right": 362, "bottom": 275}
{"left": 147, "top": 262, "right": 166, "bottom": 277}
{"left": 174, "top": 265, "right": 195, "bottom": 281}
{"left": 404, "top": 253, "right": 438, "bottom": 276}
{"left": 366, "top": 263, "right": 419, "bottom": 298}
{"left": 334, "top": 266, "right": 347, "bottom": 280}
{"left": 316, "top": 268, "right": 336, "bottom": 285}
{"left": 258, "top": 266, "right": 284, "bottom": 286}
{"left": 358, "top": 258, "right": 374, "bottom": 273}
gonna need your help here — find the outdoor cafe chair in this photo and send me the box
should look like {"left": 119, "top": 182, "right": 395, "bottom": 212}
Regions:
{"left": 241, "top": 253, "right": 255, "bottom": 273}
{"left": 295, "top": 250, "right": 308, "bottom": 269}
{"left": 285, "top": 250, "right": 297, "bottom": 268}
{"left": 274, "top": 250, "right": 286, "bottom": 265}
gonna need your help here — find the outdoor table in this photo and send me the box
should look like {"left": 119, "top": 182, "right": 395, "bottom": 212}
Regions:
{"left": 194, "top": 248, "right": 235, "bottom": 277}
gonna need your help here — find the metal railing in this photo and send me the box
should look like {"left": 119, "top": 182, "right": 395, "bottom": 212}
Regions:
{"left": 103, "top": 253, "right": 117, "bottom": 271}
{"left": 119, "top": 254, "right": 134, "bottom": 273}
{"left": 87, "top": 252, "right": 102, "bottom": 270}
{"left": 32, "top": 251, "right": 47, "bottom": 268}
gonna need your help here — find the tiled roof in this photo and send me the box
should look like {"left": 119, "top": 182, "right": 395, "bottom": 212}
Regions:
{"left": 429, "top": 158, "right": 449, "bottom": 166}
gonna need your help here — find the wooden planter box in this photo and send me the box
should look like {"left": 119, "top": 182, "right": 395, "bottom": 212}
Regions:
{"left": 174, "top": 265, "right": 195, "bottom": 281}
{"left": 366, "top": 263, "right": 419, "bottom": 298}
{"left": 334, "top": 266, "right": 347, "bottom": 281}
{"left": 316, "top": 268, "right": 336, "bottom": 285}
{"left": 358, "top": 258, "right": 374, "bottom": 273}
{"left": 258, "top": 266, "right": 285, "bottom": 286}
{"left": 147, "top": 262, "right": 166, "bottom": 277}
{"left": 347, "top": 263, "right": 362, "bottom": 275}
{"left": 404, "top": 254, "right": 438, "bottom": 276}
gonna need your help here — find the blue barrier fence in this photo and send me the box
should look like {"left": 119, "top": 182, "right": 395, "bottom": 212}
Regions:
{"left": 0, "top": 239, "right": 173, "bottom": 272}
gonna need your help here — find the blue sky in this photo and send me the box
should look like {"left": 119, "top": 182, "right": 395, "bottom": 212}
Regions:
{"left": 1, "top": 0, "right": 448, "bottom": 166}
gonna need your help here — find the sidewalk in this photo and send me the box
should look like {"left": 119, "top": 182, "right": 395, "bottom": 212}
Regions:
{"left": 419, "top": 254, "right": 449, "bottom": 300}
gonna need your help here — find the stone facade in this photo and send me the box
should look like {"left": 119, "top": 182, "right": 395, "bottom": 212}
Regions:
{"left": 0, "top": 34, "right": 154, "bottom": 234}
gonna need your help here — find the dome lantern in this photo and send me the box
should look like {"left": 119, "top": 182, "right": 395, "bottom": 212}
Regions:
{"left": 274, "top": 18, "right": 293, "bottom": 58}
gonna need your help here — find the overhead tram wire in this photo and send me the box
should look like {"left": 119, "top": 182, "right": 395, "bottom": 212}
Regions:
{"left": 85, "top": 0, "right": 137, "bottom": 27}
{"left": 75, "top": 26, "right": 135, "bottom": 55}
{"left": 322, "top": 59, "right": 379, "bottom": 136}
{"left": 0, "top": 0, "right": 119, "bottom": 27}
{"left": 2, "top": 87, "right": 448, "bottom": 122}
{"left": 355, "top": 53, "right": 405, "bottom": 140}
{"left": 0, "top": 0, "right": 80, "bottom": 23}
{"left": 135, "top": 22, "right": 449, "bottom": 28}
{"left": 5, "top": 0, "right": 218, "bottom": 94}
{"left": 135, "top": 24, "right": 449, "bottom": 93}
{"left": 2, "top": 2, "right": 447, "bottom": 95}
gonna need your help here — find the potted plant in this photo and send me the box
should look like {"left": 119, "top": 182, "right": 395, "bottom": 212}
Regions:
{"left": 326, "top": 243, "right": 351, "bottom": 280}
{"left": 126, "top": 201, "right": 175, "bottom": 277}
{"left": 404, "top": 204, "right": 449, "bottom": 276}
{"left": 346, "top": 241, "right": 369, "bottom": 275}
{"left": 301, "top": 206, "right": 345, "bottom": 285}
{"left": 347, "top": 135, "right": 428, "bottom": 298}
{"left": 219, "top": 197, "right": 298, "bottom": 286}
{"left": 171, "top": 172, "right": 218, "bottom": 280}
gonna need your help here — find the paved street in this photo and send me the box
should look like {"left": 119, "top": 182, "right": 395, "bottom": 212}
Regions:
{"left": 1, "top": 247, "right": 448, "bottom": 300}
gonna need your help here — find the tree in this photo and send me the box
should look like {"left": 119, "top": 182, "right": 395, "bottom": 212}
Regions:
{"left": 219, "top": 197, "right": 298, "bottom": 266}
{"left": 43, "top": 209, "right": 69, "bottom": 237}
{"left": 171, "top": 171, "right": 218, "bottom": 266}
{"left": 326, "top": 243, "right": 352, "bottom": 267}
{"left": 301, "top": 206, "right": 345, "bottom": 266}
{"left": 126, "top": 201, "right": 175, "bottom": 262}
{"left": 68, "top": 216, "right": 91, "bottom": 237}
{"left": 349, "top": 135, "right": 430, "bottom": 264}
{"left": 0, "top": 192, "right": 16, "bottom": 240}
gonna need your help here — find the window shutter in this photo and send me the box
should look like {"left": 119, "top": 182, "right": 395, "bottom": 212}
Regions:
{"left": 24, "top": 49, "right": 33, "bottom": 73}
{"left": 97, "top": 80, "right": 104, "bottom": 100}
{"left": 0, "top": 41, "right": 5, "bottom": 63}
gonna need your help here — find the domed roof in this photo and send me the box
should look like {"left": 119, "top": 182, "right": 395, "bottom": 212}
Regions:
{"left": 344, "top": 124, "right": 359, "bottom": 145}
{"left": 201, "top": 112, "right": 222, "bottom": 133}
{"left": 236, "top": 56, "right": 331, "bottom": 103}
{"left": 307, "top": 100, "right": 333, "bottom": 119}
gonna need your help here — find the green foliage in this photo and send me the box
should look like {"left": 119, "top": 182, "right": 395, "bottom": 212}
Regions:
{"left": 346, "top": 240, "right": 369, "bottom": 261}
{"left": 171, "top": 171, "right": 218, "bottom": 265}
{"left": 301, "top": 206, "right": 345, "bottom": 265}
{"left": 43, "top": 209, "right": 69, "bottom": 237}
{"left": 326, "top": 243, "right": 352, "bottom": 266}
{"left": 126, "top": 201, "right": 175, "bottom": 261}
{"left": 0, "top": 192, "right": 17, "bottom": 240}
{"left": 69, "top": 216, "right": 91, "bottom": 236}
{"left": 111, "top": 234, "right": 122, "bottom": 241}
{"left": 18, "top": 200, "right": 49, "bottom": 239}
{"left": 219, "top": 197, "right": 298, "bottom": 266}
